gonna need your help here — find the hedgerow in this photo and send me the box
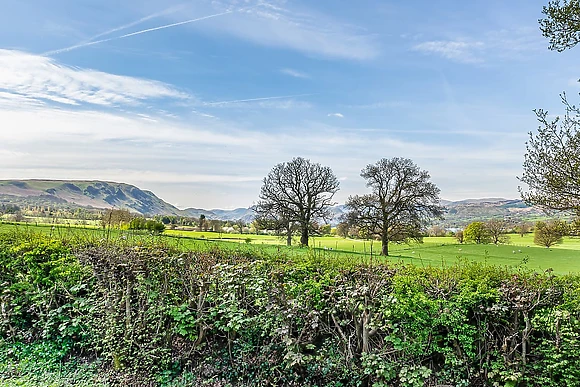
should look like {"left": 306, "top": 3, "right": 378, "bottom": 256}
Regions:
{"left": 1, "top": 230, "right": 579, "bottom": 386}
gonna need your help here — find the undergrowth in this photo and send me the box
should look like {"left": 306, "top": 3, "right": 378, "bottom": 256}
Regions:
{"left": 1, "top": 229, "right": 579, "bottom": 386}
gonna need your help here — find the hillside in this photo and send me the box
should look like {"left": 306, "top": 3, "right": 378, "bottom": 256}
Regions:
{"left": 0, "top": 180, "right": 547, "bottom": 225}
{"left": 0, "top": 180, "right": 182, "bottom": 216}
{"left": 441, "top": 198, "right": 546, "bottom": 227}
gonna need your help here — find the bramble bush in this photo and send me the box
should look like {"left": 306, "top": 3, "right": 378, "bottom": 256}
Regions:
{"left": 1, "top": 230, "right": 579, "bottom": 386}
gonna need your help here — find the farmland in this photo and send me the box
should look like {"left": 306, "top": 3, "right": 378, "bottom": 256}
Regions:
{"left": 1, "top": 222, "right": 579, "bottom": 274}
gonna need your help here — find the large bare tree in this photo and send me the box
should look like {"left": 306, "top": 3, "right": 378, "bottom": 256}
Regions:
{"left": 345, "top": 158, "right": 444, "bottom": 256}
{"left": 253, "top": 157, "right": 339, "bottom": 246}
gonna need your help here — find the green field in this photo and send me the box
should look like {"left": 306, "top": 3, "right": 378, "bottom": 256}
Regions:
{"left": 1, "top": 222, "right": 579, "bottom": 274}
{"left": 166, "top": 229, "right": 580, "bottom": 274}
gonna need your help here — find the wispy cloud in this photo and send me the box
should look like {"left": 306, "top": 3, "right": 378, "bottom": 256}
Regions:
{"left": 412, "top": 28, "right": 543, "bottom": 64}
{"left": 328, "top": 113, "right": 344, "bottom": 118}
{"left": 0, "top": 50, "right": 188, "bottom": 107}
{"left": 203, "top": 94, "right": 314, "bottom": 108}
{"left": 180, "top": 0, "right": 379, "bottom": 60}
{"left": 43, "top": 9, "right": 235, "bottom": 56}
{"left": 85, "top": 5, "right": 184, "bottom": 42}
{"left": 280, "top": 68, "right": 310, "bottom": 79}
{"left": 0, "top": 50, "right": 314, "bottom": 113}
{"left": 0, "top": 102, "right": 526, "bottom": 207}
{"left": 413, "top": 40, "right": 484, "bottom": 63}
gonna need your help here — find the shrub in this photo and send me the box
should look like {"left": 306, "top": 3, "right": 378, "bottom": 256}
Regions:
{"left": 1, "top": 231, "right": 580, "bottom": 386}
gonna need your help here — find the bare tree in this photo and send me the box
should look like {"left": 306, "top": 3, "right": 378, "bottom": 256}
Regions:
{"left": 345, "top": 158, "right": 444, "bottom": 256}
{"left": 101, "top": 208, "right": 132, "bottom": 229}
{"left": 208, "top": 219, "right": 223, "bottom": 233}
{"left": 253, "top": 203, "right": 296, "bottom": 246}
{"left": 234, "top": 219, "right": 246, "bottom": 234}
{"left": 253, "top": 157, "right": 339, "bottom": 246}
{"left": 427, "top": 225, "right": 446, "bottom": 237}
{"left": 515, "top": 221, "right": 532, "bottom": 237}
{"left": 336, "top": 222, "right": 350, "bottom": 238}
{"left": 486, "top": 218, "right": 511, "bottom": 244}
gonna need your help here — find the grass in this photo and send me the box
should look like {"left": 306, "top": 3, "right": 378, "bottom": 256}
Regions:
{"left": 1, "top": 222, "right": 579, "bottom": 274}
{"left": 0, "top": 341, "right": 108, "bottom": 387}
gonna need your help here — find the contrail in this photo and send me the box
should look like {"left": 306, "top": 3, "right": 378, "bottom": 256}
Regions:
{"left": 43, "top": 9, "right": 233, "bottom": 56}
{"left": 87, "top": 6, "right": 183, "bottom": 42}
{"left": 203, "top": 94, "right": 314, "bottom": 106}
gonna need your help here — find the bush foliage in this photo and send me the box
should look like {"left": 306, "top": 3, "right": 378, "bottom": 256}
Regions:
{"left": 1, "top": 230, "right": 580, "bottom": 386}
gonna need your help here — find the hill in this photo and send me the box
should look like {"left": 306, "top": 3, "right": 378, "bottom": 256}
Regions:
{"left": 0, "top": 180, "right": 547, "bottom": 225}
{"left": 441, "top": 198, "right": 546, "bottom": 227}
{"left": 0, "top": 180, "right": 182, "bottom": 216}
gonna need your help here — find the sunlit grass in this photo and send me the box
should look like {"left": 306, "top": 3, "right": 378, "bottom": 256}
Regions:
{"left": 1, "top": 222, "right": 579, "bottom": 274}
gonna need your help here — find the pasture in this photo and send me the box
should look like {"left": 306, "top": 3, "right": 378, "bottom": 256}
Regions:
{"left": 1, "top": 222, "right": 579, "bottom": 274}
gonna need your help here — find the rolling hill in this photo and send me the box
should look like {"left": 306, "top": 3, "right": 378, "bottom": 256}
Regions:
{"left": 0, "top": 180, "right": 547, "bottom": 225}
{"left": 0, "top": 180, "right": 182, "bottom": 216}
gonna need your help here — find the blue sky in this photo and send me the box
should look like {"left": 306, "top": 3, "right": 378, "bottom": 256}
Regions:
{"left": 1, "top": 0, "right": 579, "bottom": 209}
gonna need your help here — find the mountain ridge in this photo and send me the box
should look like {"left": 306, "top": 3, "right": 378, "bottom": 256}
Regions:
{"left": 0, "top": 179, "right": 545, "bottom": 225}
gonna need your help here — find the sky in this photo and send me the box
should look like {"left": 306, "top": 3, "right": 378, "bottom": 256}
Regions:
{"left": 1, "top": 0, "right": 579, "bottom": 209}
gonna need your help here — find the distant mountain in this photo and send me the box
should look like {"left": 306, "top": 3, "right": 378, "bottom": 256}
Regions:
{"left": 181, "top": 207, "right": 218, "bottom": 219}
{"left": 0, "top": 180, "right": 182, "bottom": 216}
{"left": 211, "top": 208, "right": 255, "bottom": 223}
{"left": 441, "top": 198, "right": 545, "bottom": 227}
{"left": 449, "top": 198, "right": 509, "bottom": 205}
{"left": 0, "top": 180, "right": 546, "bottom": 226}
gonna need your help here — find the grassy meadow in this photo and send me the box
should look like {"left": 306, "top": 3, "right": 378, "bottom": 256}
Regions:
{"left": 1, "top": 221, "right": 579, "bottom": 274}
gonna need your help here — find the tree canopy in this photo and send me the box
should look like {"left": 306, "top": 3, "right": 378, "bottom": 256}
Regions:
{"left": 540, "top": 0, "right": 580, "bottom": 51}
{"left": 345, "top": 157, "right": 444, "bottom": 256}
{"left": 253, "top": 157, "right": 339, "bottom": 246}
{"left": 521, "top": 2, "right": 580, "bottom": 214}
{"left": 534, "top": 219, "right": 569, "bottom": 247}
{"left": 464, "top": 221, "right": 492, "bottom": 244}
{"left": 519, "top": 98, "right": 580, "bottom": 214}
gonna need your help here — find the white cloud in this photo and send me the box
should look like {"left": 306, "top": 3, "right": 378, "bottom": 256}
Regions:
{"left": 0, "top": 50, "right": 189, "bottom": 107}
{"left": 0, "top": 108, "right": 262, "bottom": 147}
{"left": 280, "top": 68, "right": 310, "bottom": 79}
{"left": 412, "top": 28, "right": 542, "bottom": 64}
{"left": 328, "top": 113, "right": 344, "bottom": 118}
{"left": 0, "top": 102, "right": 525, "bottom": 207}
{"left": 413, "top": 40, "right": 484, "bottom": 63}
{"left": 179, "top": 0, "right": 379, "bottom": 60}
{"left": 0, "top": 49, "right": 314, "bottom": 127}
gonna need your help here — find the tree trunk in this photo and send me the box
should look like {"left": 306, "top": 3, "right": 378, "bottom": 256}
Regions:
{"left": 286, "top": 228, "right": 292, "bottom": 246}
{"left": 300, "top": 228, "right": 309, "bottom": 246}
{"left": 381, "top": 234, "right": 389, "bottom": 256}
